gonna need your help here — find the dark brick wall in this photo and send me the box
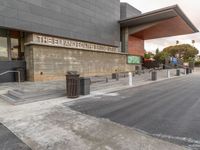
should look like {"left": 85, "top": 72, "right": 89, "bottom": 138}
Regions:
{"left": 0, "top": 0, "right": 120, "bottom": 46}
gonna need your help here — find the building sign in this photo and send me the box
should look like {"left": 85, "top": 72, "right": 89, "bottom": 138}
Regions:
{"left": 170, "top": 57, "right": 178, "bottom": 65}
{"left": 27, "top": 34, "right": 119, "bottom": 53}
{"left": 127, "top": 55, "right": 141, "bottom": 64}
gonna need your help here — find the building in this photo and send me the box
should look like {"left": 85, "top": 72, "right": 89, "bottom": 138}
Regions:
{"left": 0, "top": 0, "right": 198, "bottom": 82}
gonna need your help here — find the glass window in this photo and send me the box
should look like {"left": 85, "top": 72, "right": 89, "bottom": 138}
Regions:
{"left": 0, "top": 36, "right": 8, "bottom": 61}
{"left": 11, "top": 38, "right": 19, "bottom": 60}
{"left": 0, "top": 29, "right": 23, "bottom": 61}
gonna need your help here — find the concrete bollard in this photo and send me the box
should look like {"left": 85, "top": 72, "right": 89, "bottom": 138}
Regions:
{"left": 167, "top": 70, "right": 171, "bottom": 78}
{"left": 129, "top": 72, "right": 133, "bottom": 86}
{"left": 184, "top": 69, "right": 187, "bottom": 75}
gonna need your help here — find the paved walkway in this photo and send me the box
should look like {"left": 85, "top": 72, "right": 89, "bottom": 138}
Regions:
{"left": 0, "top": 68, "right": 191, "bottom": 150}
{"left": 0, "top": 94, "right": 189, "bottom": 150}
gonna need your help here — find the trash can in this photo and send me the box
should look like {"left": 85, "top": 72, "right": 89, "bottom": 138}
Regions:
{"left": 80, "top": 77, "right": 90, "bottom": 95}
{"left": 15, "top": 68, "right": 25, "bottom": 82}
{"left": 186, "top": 68, "right": 189, "bottom": 75}
{"left": 66, "top": 71, "right": 80, "bottom": 98}
{"left": 151, "top": 71, "right": 157, "bottom": 81}
{"left": 112, "top": 73, "right": 119, "bottom": 80}
{"left": 176, "top": 69, "right": 180, "bottom": 76}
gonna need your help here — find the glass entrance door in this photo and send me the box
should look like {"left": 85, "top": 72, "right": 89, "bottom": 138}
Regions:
{"left": 0, "top": 29, "right": 26, "bottom": 83}
{"left": 10, "top": 31, "right": 22, "bottom": 60}
{"left": 0, "top": 29, "right": 24, "bottom": 61}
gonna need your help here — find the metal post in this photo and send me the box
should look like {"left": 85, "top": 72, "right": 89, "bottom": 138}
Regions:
{"left": 0, "top": 70, "right": 21, "bottom": 87}
{"left": 106, "top": 77, "right": 108, "bottom": 83}
{"left": 129, "top": 72, "right": 133, "bottom": 86}
{"left": 18, "top": 71, "right": 21, "bottom": 87}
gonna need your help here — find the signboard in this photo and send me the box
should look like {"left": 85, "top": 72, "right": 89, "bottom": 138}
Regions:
{"left": 25, "top": 34, "right": 119, "bottom": 53}
{"left": 172, "top": 57, "right": 178, "bottom": 65}
{"left": 127, "top": 56, "right": 141, "bottom": 64}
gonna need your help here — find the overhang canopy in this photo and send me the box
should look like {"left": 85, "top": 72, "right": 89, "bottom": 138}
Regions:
{"left": 119, "top": 5, "right": 199, "bottom": 40}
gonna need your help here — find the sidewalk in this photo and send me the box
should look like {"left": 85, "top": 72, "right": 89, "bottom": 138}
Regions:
{"left": 0, "top": 69, "right": 191, "bottom": 150}
{"left": 0, "top": 96, "right": 189, "bottom": 150}
{"left": 0, "top": 69, "right": 186, "bottom": 105}
{"left": 0, "top": 68, "right": 185, "bottom": 95}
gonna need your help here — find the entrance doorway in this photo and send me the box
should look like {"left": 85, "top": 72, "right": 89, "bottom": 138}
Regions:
{"left": 0, "top": 29, "right": 26, "bottom": 83}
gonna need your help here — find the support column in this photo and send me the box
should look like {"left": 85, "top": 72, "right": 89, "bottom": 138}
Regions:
{"left": 7, "top": 31, "right": 11, "bottom": 61}
{"left": 121, "top": 27, "right": 129, "bottom": 53}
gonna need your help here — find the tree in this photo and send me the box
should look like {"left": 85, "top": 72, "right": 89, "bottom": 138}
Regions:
{"left": 154, "top": 51, "right": 170, "bottom": 62}
{"left": 192, "top": 40, "right": 195, "bottom": 46}
{"left": 163, "top": 44, "right": 198, "bottom": 62}
{"left": 144, "top": 52, "right": 154, "bottom": 59}
{"left": 176, "top": 40, "right": 179, "bottom": 45}
{"left": 155, "top": 48, "right": 160, "bottom": 54}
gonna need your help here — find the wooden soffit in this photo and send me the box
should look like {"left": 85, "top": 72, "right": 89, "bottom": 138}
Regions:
{"left": 120, "top": 5, "right": 198, "bottom": 40}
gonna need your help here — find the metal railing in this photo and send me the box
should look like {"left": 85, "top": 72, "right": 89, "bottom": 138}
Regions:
{"left": 0, "top": 70, "right": 21, "bottom": 86}
{"left": 176, "top": 64, "right": 187, "bottom": 69}
{"left": 163, "top": 64, "right": 174, "bottom": 69}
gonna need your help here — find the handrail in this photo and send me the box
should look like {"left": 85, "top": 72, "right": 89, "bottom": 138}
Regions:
{"left": 163, "top": 64, "right": 175, "bottom": 69}
{"left": 0, "top": 70, "right": 21, "bottom": 86}
{"left": 148, "top": 64, "right": 181, "bottom": 73}
{"left": 176, "top": 64, "right": 186, "bottom": 69}
{"left": 162, "top": 63, "right": 187, "bottom": 69}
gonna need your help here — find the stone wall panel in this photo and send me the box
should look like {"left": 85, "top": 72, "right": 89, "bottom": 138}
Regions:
{"left": 29, "top": 45, "right": 134, "bottom": 81}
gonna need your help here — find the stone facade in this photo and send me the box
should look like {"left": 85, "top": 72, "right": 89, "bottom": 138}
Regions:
{"left": 25, "top": 45, "right": 135, "bottom": 81}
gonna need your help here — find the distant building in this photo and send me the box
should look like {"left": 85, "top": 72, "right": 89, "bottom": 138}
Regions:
{"left": 0, "top": 1, "right": 198, "bottom": 82}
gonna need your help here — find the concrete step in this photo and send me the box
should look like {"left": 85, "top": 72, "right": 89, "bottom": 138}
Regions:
{"left": 1, "top": 89, "right": 66, "bottom": 105}
{"left": 0, "top": 94, "right": 22, "bottom": 105}
{"left": 8, "top": 89, "right": 65, "bottom": 99}
{"left": 0, "top": 86, "right": 13, "bottom": 95}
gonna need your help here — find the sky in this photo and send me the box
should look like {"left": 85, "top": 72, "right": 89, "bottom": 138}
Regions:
{"left": 120, "top": 0, "right": 200, "bottom": 53}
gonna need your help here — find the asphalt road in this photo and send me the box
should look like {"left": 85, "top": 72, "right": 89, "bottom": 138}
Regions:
{"left": 0, "top": 123, "right": 31, "bottom": 150}
{"left": 69, "top": 74, "right": 200, "bottom": 149}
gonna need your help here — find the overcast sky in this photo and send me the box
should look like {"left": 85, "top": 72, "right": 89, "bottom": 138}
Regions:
{"left": 120, "top": 0, "right": 200, "bottom": 53}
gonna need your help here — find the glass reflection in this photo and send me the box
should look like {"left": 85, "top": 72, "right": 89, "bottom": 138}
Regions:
{"left": 11, "top": 38, "right": 19, "bottom": 60}
{"left": 0, "top": 36, "right": 8, "bottom": 61}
